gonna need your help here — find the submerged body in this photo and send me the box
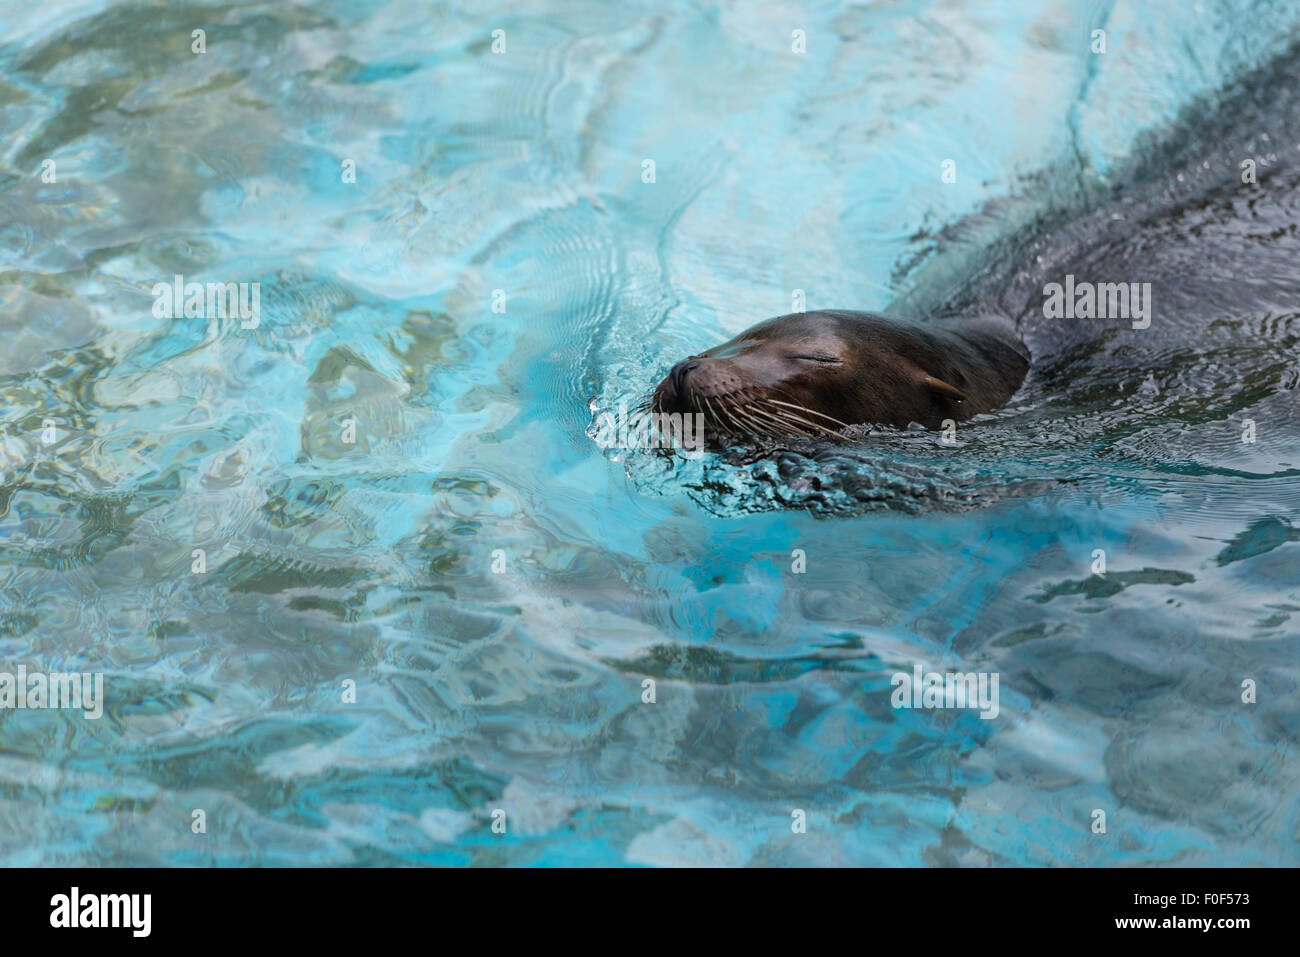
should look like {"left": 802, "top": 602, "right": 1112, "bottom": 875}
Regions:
{"left": 652, "top": 310, "right": 1029, "bottom": 439}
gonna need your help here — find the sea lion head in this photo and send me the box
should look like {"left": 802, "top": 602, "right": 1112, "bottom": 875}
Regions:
{"left": 651, "top": 311, "right": 980, "bottom": 439}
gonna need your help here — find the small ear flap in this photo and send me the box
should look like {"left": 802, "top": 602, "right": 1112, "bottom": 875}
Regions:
{"left": 923, "top": 374, "right": 966, "bottom": 404}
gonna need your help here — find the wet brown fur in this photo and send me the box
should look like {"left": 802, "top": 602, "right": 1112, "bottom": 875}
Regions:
{"left": 651, "top": 310, "right": 1029, "bottom": 439}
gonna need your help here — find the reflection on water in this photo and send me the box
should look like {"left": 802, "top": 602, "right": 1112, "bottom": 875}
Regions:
{"left": 0, "top": 0, "right": 1297, "bottom": 865}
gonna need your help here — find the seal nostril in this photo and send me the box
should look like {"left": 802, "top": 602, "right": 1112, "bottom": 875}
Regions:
{"left": 671, "top": 359, "right": 702, "bottom": 396}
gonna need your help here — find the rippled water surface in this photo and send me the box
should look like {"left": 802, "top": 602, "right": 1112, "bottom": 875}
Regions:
{"left": 1, "top": 0, "right": 1298, "bottom": 865}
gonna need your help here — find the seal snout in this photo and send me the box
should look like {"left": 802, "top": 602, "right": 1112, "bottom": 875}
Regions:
{"left": 661, "top": 356, "right": 743, "bottom": 407}
{"left": 669, "top": 358, "right": 702, "bottom": 397}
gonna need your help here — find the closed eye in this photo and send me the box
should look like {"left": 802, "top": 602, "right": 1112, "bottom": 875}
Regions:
{"left": 792, "top": 354, "right": 842, "bottom": 364}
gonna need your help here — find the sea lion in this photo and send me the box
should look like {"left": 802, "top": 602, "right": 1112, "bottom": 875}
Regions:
{"left": 651, "top": 310, "right": 1029, "bottom": 439}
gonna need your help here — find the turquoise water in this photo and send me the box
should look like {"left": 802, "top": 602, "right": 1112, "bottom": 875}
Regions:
{"left": 1, "top": 0, "right": 1298, "bottom": 865}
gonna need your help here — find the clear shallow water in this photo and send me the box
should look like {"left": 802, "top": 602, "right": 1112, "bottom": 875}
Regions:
{"left": 0, "top": 0, "right": 1297, "bottom": 865}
